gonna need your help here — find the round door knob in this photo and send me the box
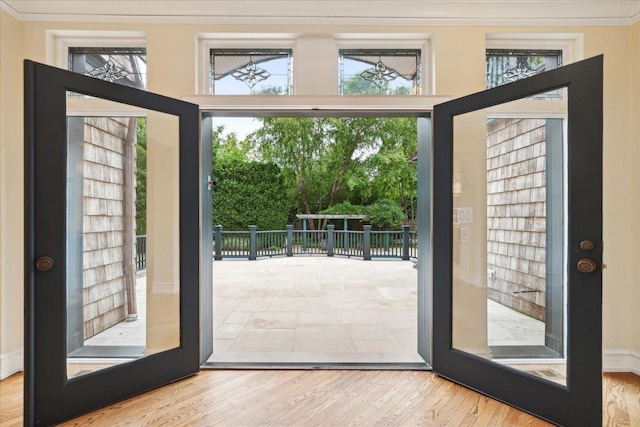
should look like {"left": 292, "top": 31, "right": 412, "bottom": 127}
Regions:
{"left": 580, "top": 240, "right": 595, "bottom": 251}
{"left": 577, "top": 258, "right": 597, "bottom": 274}
{"left": 35, "top": 257, "right": 54, "bottom": 271}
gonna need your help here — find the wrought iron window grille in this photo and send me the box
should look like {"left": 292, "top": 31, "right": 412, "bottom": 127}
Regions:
{"left": 210, "top": 48, "right": 293, "bottom": 95}
{"left": 68, "top": 47, "right": 147, "bottom": 90}
{"left": 339, "top": 49, "right": 421, "bottom": 95}
{"left": 486, "top": 49, "right": 563, "bottom": 97}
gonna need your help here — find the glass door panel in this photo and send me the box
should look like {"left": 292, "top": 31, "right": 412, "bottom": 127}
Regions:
{"left": 65, "top": 99, "right": 181, "bottom": 378}
{"left": 25, "top": 61, "right": 200, "bottom": 426}
{"left": 451, "top": 106, "right": 567, "bottom": 386}
{"left": 433, "top": 56, "right": 603, "bottom": 426}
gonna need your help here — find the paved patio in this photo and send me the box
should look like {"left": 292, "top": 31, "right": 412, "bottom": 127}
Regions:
{"left": 78, "top": 257, "right": 546, "bottom": 366}
{"left": 210, "top": 257, "right": 420, "bottom": 364}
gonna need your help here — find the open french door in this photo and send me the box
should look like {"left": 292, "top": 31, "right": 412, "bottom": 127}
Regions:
{"left": 432, "top": 55, "right": 603, "bottom": 426}
{"left": 24, "top": 60, "right": 200, "bottom": 425}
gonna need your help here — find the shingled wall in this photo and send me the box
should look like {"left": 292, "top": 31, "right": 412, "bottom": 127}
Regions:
{"left": 82, "top": 117, "right": 130, "bottom": 339}
{"left": 486, "top": 118, "right": 547, "bottom": 321}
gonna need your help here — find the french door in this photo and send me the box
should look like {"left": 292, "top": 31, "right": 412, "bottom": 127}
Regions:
{"left": 24, "top": 61, "right": 200, "bottom": 425}
{"left": 432, "top": 55, "right": 603, "bottom": 426}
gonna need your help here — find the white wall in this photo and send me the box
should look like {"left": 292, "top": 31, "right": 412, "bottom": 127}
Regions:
{"left": 1, "top": 11, "right": 639, "bottom": 378}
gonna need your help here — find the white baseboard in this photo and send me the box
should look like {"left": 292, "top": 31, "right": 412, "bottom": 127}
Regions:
{"left": 0, "top": 347, "right": 23, "bottom": 380}
{"left": 603, "top": 350, "right": 640, "bottom": 375}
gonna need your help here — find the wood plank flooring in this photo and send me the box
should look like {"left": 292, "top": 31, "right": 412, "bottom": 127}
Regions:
{"left": 1, "top": 370, "right": 638, "bottom": 426}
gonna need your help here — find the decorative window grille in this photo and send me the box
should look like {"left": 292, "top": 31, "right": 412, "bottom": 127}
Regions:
{"left": 68, "top": 47, "right": 147, "bottom": 90}
{"left": 339, "top": 49, "right": 421, "bottom": 95}
{"left": 486, "top": 49, "right": 563, "bottom": 99}
{"left": 210, "top": 49, "right": 293, "bottom": 95}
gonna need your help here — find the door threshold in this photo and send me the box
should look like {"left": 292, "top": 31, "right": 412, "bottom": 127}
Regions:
{"left": 201, "top": 362, "right": 431, "bottom": 370}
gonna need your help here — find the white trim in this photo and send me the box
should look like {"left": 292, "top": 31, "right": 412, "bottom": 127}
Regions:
{"left": 0, "top": 0, "right": 20, "bottom": 20}
{"left": 4, "top": 13, "right": 640, "bottom": 27}
{"left": 603, "top": 350, "right": 640, "bottom": 375}
{"left": 0, "top": 347, "right": 23, "bottom": 380}
{"left": 183, "top": 94, "right": 451, "bottom": 113}
{"left": 632, "top": 11, "right": 640, "bottom": 25}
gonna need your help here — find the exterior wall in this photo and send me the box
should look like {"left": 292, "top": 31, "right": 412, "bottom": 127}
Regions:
{"left": 487, "top": 118, "right": 547, "bottom": 321}
{"left": 1, "top": 10, "right": 639, "bottom": 376}
{"left": 82, "top": 117, "right": 130, "bottom": 339}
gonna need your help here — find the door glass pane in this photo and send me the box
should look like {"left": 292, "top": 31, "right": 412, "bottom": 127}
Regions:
{"left": 451, "top": 98, "right": 567, "bottom": 386}
{"left": 66, "top": 94, "right": 180, "bottom": 379}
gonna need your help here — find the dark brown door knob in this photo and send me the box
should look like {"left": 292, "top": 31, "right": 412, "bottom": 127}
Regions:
{"left": 580, "top": 240, "right": 595, "bottom": 251}
{"left": 577, "top": 258, "right": 597, "bottom": 274}
{"left": 35, "top": 257, "right": 54, "bottom": 271}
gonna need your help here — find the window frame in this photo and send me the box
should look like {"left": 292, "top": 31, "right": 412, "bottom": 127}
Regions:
{"left": 336, "top": 38, "right": 432, "bottom": 95}
{"left": 338, "top": 48, "right": 423, "bottom": 95}
{"left": 209, "top": 47, "right": 293, "bottom": 95}
{"left": 197, "top": 35, "right": 296, "bottom": 95}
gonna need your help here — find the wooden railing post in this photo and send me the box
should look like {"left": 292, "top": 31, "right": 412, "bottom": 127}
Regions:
{"left": 327, "top": 224, "right": 334, "bottom": 257}
{"left": 249, "top": 225, "right": 257, "bottom": 260}
{"left": 402, "top": 225, "right": 410, "bottom": 260}
{"left": 363, "top": 225, "right": 372, "bottom": 260}
{"left": 302, "top": 219, "right": 308, "bottom": 252}
{"left": 286, "top": 225, "right": 293, "bottom": 257}
{"left": 214, "top": 225, "right": 223, "bottom": 260}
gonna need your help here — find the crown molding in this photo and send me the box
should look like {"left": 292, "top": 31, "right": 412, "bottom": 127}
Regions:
{"left": 2, "top": 0, "right": 640, "bottom": 27}
{"left": 0, "top": 1, "right": 20, "bottom": 20}
{"left": 2, "top": 13, "right": 640, "bottom": 27}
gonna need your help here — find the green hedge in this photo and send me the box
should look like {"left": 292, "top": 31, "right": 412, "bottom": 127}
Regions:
{"left": 213, "top": 159, "right": 289, "bottom": 230}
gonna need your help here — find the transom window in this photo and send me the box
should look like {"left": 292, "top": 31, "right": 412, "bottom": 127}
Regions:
{"left": 339, "top": 49, "right": 421, "bottom": 95}
{"left": 68, "top": 47, "right": 147, "bottom": 90}
{"left": 210, "top": 48, "right": 293, "bottom": 95}
{"left": 486, "top": 49, "right": 563, "bottom": 99}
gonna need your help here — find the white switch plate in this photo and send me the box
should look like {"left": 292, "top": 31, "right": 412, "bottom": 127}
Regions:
{"left": 460, "top": 227, "right": 470, "bottom": 243}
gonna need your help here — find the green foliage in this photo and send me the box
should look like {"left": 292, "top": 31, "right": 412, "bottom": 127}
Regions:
{"left": 212, "top": 158, "right": 289, "bottom": 230}
{"left": 342, "top": 74, "right": 413, "bottom": 95}
{"left": 364, "top": 198, "right": 405, "bottom": 228}
{"left": 320, "top": 201, "right": 365, "bottom": 215}
{"left": 135, "top": 118, "right": 147, "bottom": 235}
{"left": 366, "top": 117, "right": 418, "bottom": 222}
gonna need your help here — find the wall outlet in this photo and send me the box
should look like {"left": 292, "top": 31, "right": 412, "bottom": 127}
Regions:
{"left": 460, "top": 227, "right": 470, "bottom": 243}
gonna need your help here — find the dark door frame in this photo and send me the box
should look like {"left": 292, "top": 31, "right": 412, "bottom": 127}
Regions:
{"left": 24, "top": 60, "right": 201, "bottom": 426}
{"left": 432, "top": 55, "right": 603, "bottom": 425}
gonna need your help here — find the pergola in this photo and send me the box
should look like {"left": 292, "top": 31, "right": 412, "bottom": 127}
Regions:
{"left": 295, "top": 214, "right": 367, "bottom": 232}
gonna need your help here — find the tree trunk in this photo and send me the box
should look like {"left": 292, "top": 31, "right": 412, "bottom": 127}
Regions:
{"left": 299, "top": 179, "right": 315, "bottom": 230}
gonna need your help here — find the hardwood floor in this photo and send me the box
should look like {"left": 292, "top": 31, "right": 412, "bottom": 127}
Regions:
{"left": 1, "top": 370, "right": 638, "bottom": 426}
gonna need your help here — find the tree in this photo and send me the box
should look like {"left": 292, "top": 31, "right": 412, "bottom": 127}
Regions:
{"left": 249, "top": 117, "right": 383, "bottom": 229}
{"left": 367, "top": 118, "right": 418, "bottom": 223}
{"left": 211, "top": 124, "right": 288, "bottom": 230}
{"left": 364, "top": 199, "right": 405, "bottom": 229}
{"left": 342, "top": 73, "right": 413, "bottom": 95}
{"left": 135, "top": 118, "right": 147, "bottom": 235}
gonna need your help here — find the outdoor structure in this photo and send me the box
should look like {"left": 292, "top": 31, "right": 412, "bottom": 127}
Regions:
{"left": 213, "top": 222, "right": 417, "bottom": 261}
